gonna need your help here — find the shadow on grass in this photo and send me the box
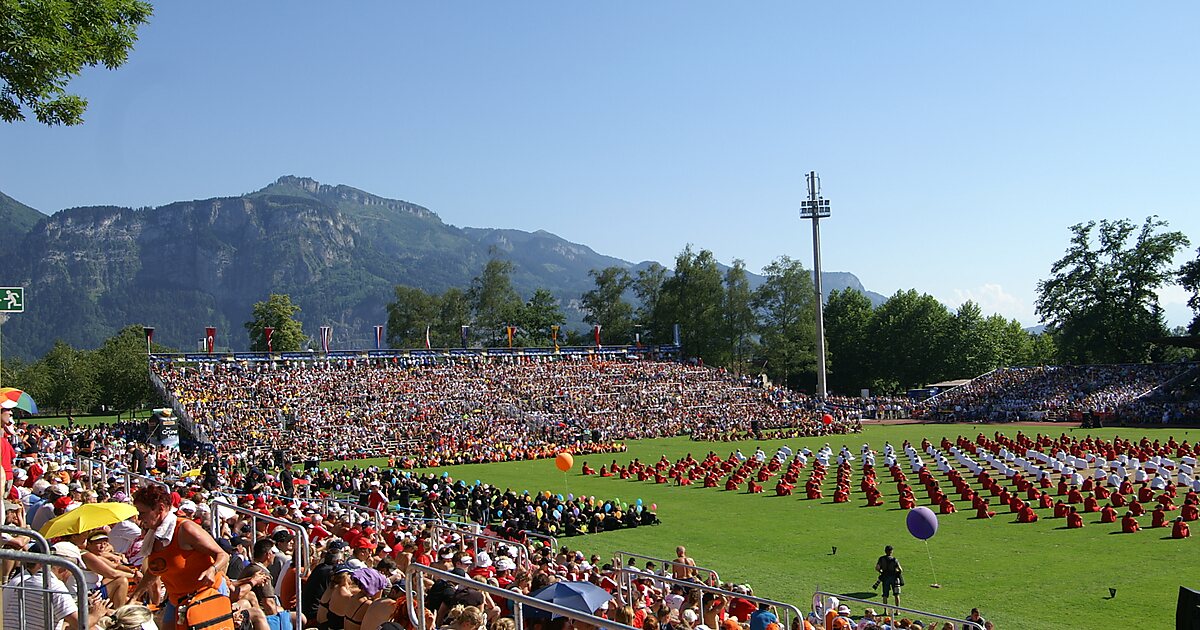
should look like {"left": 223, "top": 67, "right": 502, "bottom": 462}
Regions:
{"left": 839, "top": 591, "right": 877, "bottom": 599}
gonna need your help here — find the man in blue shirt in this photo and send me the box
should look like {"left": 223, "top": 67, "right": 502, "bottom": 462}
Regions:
{"left": 749, "top": 603, "right": 779, "bottom": 630}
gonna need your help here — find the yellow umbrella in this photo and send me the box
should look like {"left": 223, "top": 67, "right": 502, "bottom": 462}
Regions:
{"left": 40, "top": 502, "right": 138, "bottom": 539}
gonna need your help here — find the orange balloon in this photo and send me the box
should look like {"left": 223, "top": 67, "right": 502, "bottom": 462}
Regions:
{"left": 555, "top": 452, "right": 574, "bottom": 472}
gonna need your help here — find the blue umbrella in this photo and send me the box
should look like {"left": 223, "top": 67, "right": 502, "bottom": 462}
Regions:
{"left": 530, "top": 581, "right": 612, "bottom": 615}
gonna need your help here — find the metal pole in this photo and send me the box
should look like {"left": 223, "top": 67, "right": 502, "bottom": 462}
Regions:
{"left": 808, "top": 171, "right": 828, "bottom": 399}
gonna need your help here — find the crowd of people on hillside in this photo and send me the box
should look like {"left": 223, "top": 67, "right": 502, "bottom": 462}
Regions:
{"left": 919, "top": 363, "right": 1196, "bottom": 422}
{"left": 154, "top": 357, "right": 870, "bottom": 464}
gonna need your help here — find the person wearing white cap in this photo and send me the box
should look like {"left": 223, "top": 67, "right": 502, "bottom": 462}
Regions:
{"left": 830, "top": 604, "right": 853, "bottom": 629}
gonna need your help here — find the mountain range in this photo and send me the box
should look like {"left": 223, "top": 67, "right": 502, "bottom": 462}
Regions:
{"left": 0, "top": 176, "right": 886, "bottom": 360}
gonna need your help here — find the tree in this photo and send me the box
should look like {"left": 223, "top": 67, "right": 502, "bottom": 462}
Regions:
{"left": 633, "top": 263, "right": 668, "bottom": 342}
{"left": 1, "top": 0, "right": 153, "bottom": 125}
{"left": 40, "top": 340, "right": 97, "bottom": 413}
{"left": 1036, "top": 217, "right": 1189, "bottom": 364}
{"left": 824, "top": 288, "right": 875, "bottom": 394}
{"left": 752, "top": 256, "right": 818, "bottom": 389}
{"left": 722, "top": 260, "right": 756, "bottom": 372}
{"left": 517, "top": 289, "right": 566, "bottom": 347}
{"left": 656, "top": 246, "right": 726, "bottom": 363}
{"left": 91, "top": 324, "right": 159, "bottom": 418}
{"left": 1180, "top": 247, "right": 1200, "bottom": 335}
{"left": 244, "top": 294, "right": 305, "bottom": 352}
{"left": 869, "top": 290, "right": 953, "bottom": 389}
{"left": 580, "top": 267, "right": 634, "bottom": 346}
{"left": 947, "top": 301, "right": 1006, "bottom": 378}
{"left": 386, "top": 285, "right": 438, "bottom": 348}
{"left": 433, "top": 288, "right": 471, "bottom": 348}
{"left": 468, "top": 258, "right": 523, "bottom": 346}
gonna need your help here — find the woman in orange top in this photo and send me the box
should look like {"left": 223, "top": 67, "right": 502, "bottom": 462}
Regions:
{"left": 129, "top": 484, "right": 234, "bottom": 630}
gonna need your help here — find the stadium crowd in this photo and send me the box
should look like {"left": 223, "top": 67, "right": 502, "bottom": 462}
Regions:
{"left": 1, "top": 408, "right": 985, "bottom": 630}
{"left": 919, "top": 363, "right": 1196, "bottom": 422}
{"left": 154, "top": 358, "right": 867, "bottom": 464}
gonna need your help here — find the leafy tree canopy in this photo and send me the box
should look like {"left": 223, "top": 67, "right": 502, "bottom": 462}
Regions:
{"left": 1, "top": 0, "right": 153, "bottom": 125}
{"left": 244, "top": 294, "right": 305, "bottom": 352}
{"left": 1036, "top": 217, "right": 1188, "bottom": 364}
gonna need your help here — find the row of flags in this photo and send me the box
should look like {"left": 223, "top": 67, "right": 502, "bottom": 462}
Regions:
{"left": 151, "top": 323, "right": 667, "bottom": 353}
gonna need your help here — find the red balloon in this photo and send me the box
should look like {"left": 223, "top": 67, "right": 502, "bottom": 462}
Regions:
{"left": 555, "top": 452, "right": 574, "bottom": 472}
{"left": 821, "top": 414, "right": 834, "bottom": 425}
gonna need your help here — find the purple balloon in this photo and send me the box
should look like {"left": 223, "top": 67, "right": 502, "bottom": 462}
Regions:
{"left": 906, "top": 506, "right": 938, "bottom": 540}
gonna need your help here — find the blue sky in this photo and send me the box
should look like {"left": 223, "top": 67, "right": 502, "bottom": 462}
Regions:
{"left": 3, "top": 2, "right": 1198, "bottom": 327}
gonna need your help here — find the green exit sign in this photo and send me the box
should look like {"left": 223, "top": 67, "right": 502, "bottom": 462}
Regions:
{"left": 0, "top": 287, "right": 24, "bottom": 313}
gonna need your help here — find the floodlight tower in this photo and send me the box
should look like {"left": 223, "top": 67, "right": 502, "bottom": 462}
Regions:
{"left": 800, "top": 171, "right": 831, "bottom": 399}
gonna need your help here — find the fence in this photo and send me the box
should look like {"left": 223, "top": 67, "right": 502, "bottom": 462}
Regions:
{"left": 119, "top": 470, "right": 171, "bottom": 497}
{"left": 812, "top": 591, "right": 984, "bottom": 630}
{"left": 613, "top": 550, "right": 720, "bottom": 585}
{"left": 0, "top": 540, "right": 92, "bottom": 630}
{"left": 427, "top": 522, "right": 532, "bottom": 570}
{"left": 404, "top": 563, "right": 638, "bottom": 630}
{"left": 209, "top": 499, "right": 310, "bottom": 626}
{"left": 522, "top": 530, "right": 558, "bottom": 551}
{"left": 76, "top": 456, "right": 110, "bottom": 489}
{"left": 614, "top": 567, "right": 803, "bottom": 629}
{"left": 322, "top": 498, "right": 384, "bottom": 526}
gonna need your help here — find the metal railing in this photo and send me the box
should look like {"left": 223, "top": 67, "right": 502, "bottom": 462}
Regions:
{"left": 209, "top": 499, "right": 310, "bottom": 626}
{"left": 77, "top": 456, "right": 110, "bottom": 489}
{"left": 119, "top": 470, "right": 171, "bottom": 497}
{"left": 613, "top": 550, "right": 720, "bottom": 585}
{"left": 428, "top": 522, "right": 531, "bottom": 570}
{"left": 0, "top": 525, "right": 54, "bottom": 627}
{"left": 812, "top": 591, "right": 984, "bottom": 630}
{"left": 0, "top": 545, "right": 91, "bottom": 630}
{"left": 322, "top": 498, "right": 384, "bottom": 526}
{"left": 522, "top": 530, "right": 558, "bottom": 551}
{"left": 615, "top": 567, "right": 802, "bottom": 629}
{"left": 404, "top": 563, "right": 638, "bottom": 630}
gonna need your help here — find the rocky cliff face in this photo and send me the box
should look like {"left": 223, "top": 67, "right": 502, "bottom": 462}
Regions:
{"left": 0, "top": 176, "right": 883, "bottom": 359}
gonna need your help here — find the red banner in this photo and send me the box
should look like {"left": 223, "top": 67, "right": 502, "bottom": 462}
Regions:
{"left": 263, "top": 327, "right": 274, "bottom": 352}
{"left": 594, "top": 325, "right": 602, "bottom": 348}
{"left": 205, "top": 327, "right": 216, "bottom": 353}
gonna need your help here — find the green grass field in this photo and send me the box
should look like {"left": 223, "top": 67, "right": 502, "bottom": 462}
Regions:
{"left": 328, "top": 423, "right": 1197, "bottom": 629}
{"left": 22, "top": 412, "right": 149, "bottom": 426}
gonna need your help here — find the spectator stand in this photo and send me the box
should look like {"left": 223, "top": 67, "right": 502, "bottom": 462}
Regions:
{"left": 209, "top": 499, "right": 311, "bottom": 626}
{"left": 612, "top": 550, "right": 720, "bottom": 585}
{"left": 920, "top": 369, "right": 998, "bottom": 408}
{"left": 404, "top": 563, "right": 639, "bottom": 630}
{"left": 812, "top": 591, "right": 984, "bottom": 630}
{"left": 0, "top": 536, "right": 92, "bottom": 630}
{"left": 614, "top": 567, "right": 803, "bottom": 629}
{"left": 428, "top": 522, "right": 532, "bottom": 570}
